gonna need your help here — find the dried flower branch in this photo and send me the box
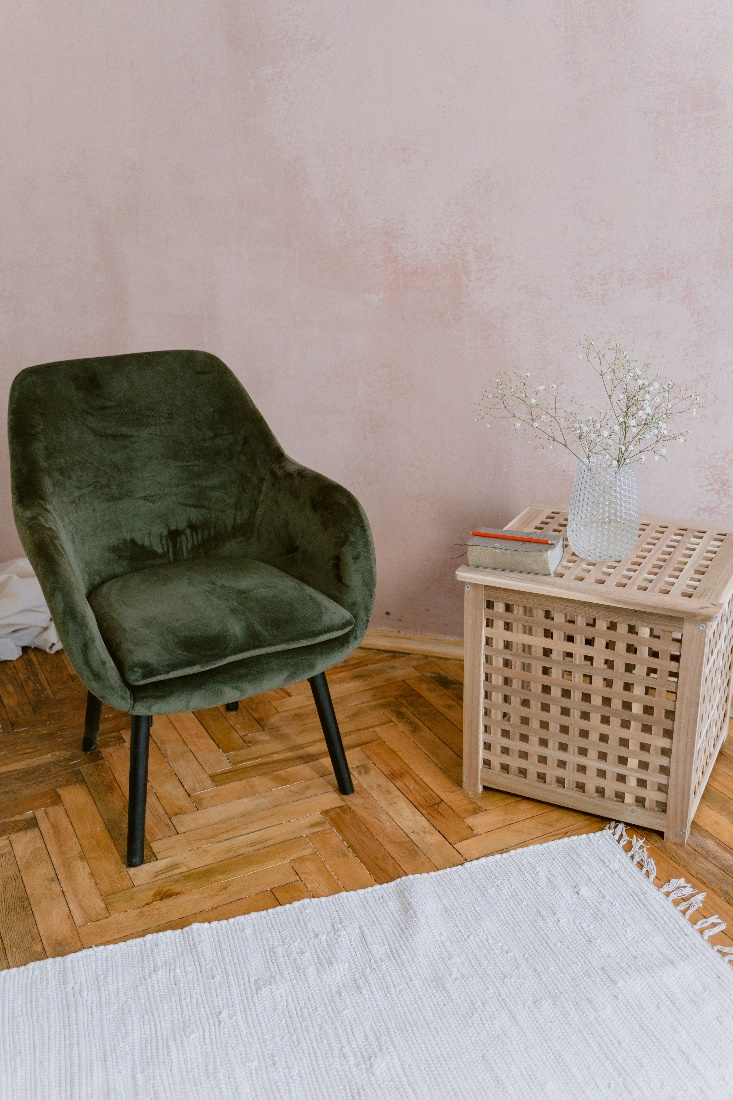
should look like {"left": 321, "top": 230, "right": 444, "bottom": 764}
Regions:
{"left": 476, "top": 337, "right": 702, "bottom": 468}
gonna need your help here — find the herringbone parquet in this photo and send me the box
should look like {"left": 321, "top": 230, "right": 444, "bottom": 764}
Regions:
{"left": 1, "top": 643, "right": 733, "bottom": 969}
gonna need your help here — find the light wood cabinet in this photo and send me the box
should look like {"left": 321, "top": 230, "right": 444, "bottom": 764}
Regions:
{"left": 457, "top": 506, "right": 733, "bottom": 843}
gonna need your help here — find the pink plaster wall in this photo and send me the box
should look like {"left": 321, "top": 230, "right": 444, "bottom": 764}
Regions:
{"left": 2, "top": 2, "right": 732, "bottom": 640}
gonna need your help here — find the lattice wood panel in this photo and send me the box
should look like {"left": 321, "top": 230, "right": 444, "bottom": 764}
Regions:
{"left": 692, "top": 597, "right": 733, "bottom": 806}
{"left": 480, "top": 591, "right": 679, "bottom": 825}
{"left": 527, "top": 510, "right": 731, "bottom": 605}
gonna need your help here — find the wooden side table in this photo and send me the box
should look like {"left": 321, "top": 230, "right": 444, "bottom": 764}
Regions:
{"left": 456, "top": 506, "right": 733, "bottom": 843}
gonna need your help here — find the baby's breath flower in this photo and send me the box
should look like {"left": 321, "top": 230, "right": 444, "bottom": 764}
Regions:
{"left": 475, "top": 336, "right": 702, "bottom": 467}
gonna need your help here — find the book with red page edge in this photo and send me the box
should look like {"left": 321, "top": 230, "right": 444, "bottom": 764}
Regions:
{"left": 466, "top": 528, "right": 565, "bottom": 575}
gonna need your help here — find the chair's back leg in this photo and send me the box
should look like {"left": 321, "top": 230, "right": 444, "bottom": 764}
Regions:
{"left": 308, "top": 672, "right": 354, "bottom": 796}
{"left": 225, "top": 701, "right": 239, "bottom": 711}
{"left": 127, "top": 715, "right": 152, "bottom": 867}
{"left": 82, "top": 692, "right": 101, "bottom": 752}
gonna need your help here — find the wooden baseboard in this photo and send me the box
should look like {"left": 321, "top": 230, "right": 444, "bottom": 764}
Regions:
{"left": 362, "top": 629, "right": 464, "bottom": 661}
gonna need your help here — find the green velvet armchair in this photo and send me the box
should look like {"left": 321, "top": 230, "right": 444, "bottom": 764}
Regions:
{"left": 8, "top": 350, "right": 376, "bottom": 866}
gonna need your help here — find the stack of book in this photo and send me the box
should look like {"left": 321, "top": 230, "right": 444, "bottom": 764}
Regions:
{"left": 466, "top": 528, "right": 565, "bottom": 575}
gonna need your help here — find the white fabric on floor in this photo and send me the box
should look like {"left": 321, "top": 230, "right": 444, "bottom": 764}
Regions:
{"left": 0, "top": 830, "right": 732, "bottom": 1100}
{"left": 0, "top": 558, "right": 61, "bottom": 661}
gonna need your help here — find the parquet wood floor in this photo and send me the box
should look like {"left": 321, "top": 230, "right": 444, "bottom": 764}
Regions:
{"left": 2, "top": 643, "right": 733, "bottom": 968}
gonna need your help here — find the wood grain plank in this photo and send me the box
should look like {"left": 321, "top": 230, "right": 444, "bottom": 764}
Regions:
{"left": 405, "top": 676, "right": 463, "bottom": 735}
{"left": 707, "top": 767, "right": 733, "bottom": 804}
{"left": 510, "top": 817, "right": 606, "bottom": 850}
{"left": 476, "top": 788, "right": 527, "bottom": 812}
{"left": 13, "top": 650, "right": 53, "bottom": 709}
{"left": 127, "top": 815, "right": 329, "bottom": 887}
{"left": 106, "top": 836, "right": 313, "bottom": 915}
{"left": 150, "top": 716, "right": 213, "bottom": 796}
{"left": 291, "top": 853, "right": 342, "bottom": 897}
{"left": 35, "top": 805, "right": 108, "bottom": 925}
{"left": 198, "top": 749, "right": 374, "bottom": 812}
{"left": 465, "top": 798, "right": 558, "bottom": 835}
{"left": 203, "top": 702, "right": 264, "bottom": 738}
{"left": 241, "top": 693, "right": 282, "bottom": 723}
{"left": 272, "top": 660, "right": 424, "bottom": 713}
{"left": 170, "top": 777, "right": 335, "bottom": 835}
{"left": 324, "top": 803, "right": 407, "bottom": 884}
{"left": 231, "top": 699, "right": 391, "bottom": 750}
{"left": 456, "top": 808, "right": 590, "bottom": 859}
{"left": 362, "top": 740, "right": 474, "bottom": 844}
{"left": 152, "top": 792, "right": 343, "bottom": 858}
{"left": 274, "top": 679, "right": 412, "bottom": 717}
{"left": 418, "top": 659, "right": 464, "bottom": 704}
{"left": 27, "top": 646, "right": 75, "bottom": 696}
{"left": 194, "top": 759, "right": 338, "bottom": 807}
{"left": 342, "top": 785, "right": 436, "bottom": 876}
{"left": 0, "top": 842, "right": 46, "bottom": 966}
{"left": 0, "top": 661, "right": 34, "bottom": 721}
{"left": 693, "top": 802, "right": 733, "bottom": 852}
{"left": 121, "top": 727, "right": 196, "bottom": 817}
{"left": 57, "top": 783, "right": 132, "bottom": 895}
{"left": 273, "top": 880, "right": 312, "bottom": 904}
{"left": 102, "top": 743, "right": 176, "bottom": 842}
{"left": 327, "top": 656, "right": 429, "bottom": 698}
{"left": 397, "top": 689, "right": 463, "bottom": 757}
{"left": 79, "top": 863, "right": 299, "bottom": 948}
{"left": 353, "top": 761, "right": 463, "bottom": 869}
{"left": 376, "top": 720, "right": 479, "bottom": 818}
{"left": 308, "top": 827, "right": 375, "bottom": 890}
{"left": 169, "top": 712, "right": 232, "bottom": 774}
{"left": 699, "top": 784, "right": 733, "bottom": 822}
{"left": 10, "top": 827, "right": 82, "bottom": 956}
{"left": 216, "top": 730, "right": 381, "bottom": 783}
{"left": 688, "top": 824, "right": 733, "bottom": 886}
{"left": 81, "top": 760, "right": 155, "bottom": 865}
{"left": 382, "top": 701, "right": 463, "bottom": 784}
{"left": 193, "top": 707, "right": 247, "bottom": 754}
{"left": 132, "top": 889, "right": 279, "bottom": 939}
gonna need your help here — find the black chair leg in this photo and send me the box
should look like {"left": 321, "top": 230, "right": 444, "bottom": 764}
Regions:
{"left": 225, "top": 701, "right": 239, "bottom": 711}
{"left": 82, "top": 692, "right": 101, "bottom": 752}
{"left": 127, "top": 714, "right": 152, "bottom": 867}
{"left": 308, "top": 671, "right": 354, "bottom": 796}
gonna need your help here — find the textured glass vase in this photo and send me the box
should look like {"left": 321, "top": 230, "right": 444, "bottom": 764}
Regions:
{"left": 567, "top": 460, "right": 639, "bottom": 562}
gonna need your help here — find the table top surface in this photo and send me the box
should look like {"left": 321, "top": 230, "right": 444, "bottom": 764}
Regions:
{"left": 455, "top": 505, "right": 733, "bottom": 620}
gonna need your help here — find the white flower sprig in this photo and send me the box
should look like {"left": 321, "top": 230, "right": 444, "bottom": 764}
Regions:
{"left": 476, "top": 337, "right": 702, "bottom": 468}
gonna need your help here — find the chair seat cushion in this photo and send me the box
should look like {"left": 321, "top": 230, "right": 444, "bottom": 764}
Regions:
{"left": 88, "top": 557, "right": 355, "bottom": 687}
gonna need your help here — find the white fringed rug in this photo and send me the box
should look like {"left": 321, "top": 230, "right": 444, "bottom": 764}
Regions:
{"left": 1, "top": 827, "right": 732, "bottom": 1100}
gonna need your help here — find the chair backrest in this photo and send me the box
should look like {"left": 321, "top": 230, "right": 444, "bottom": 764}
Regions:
{"left": 9, "top": 350, "right": 283, "bottom": 592}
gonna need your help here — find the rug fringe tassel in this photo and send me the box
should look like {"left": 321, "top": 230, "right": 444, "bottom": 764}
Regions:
{"left": 606, "top": 821, "right": 657, "bottom": 879}
{"left": 605, "top": 822, "right": 733, "bottom": 965}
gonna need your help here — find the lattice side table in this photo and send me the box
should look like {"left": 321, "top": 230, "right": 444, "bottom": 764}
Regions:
{"left": 456, "top": 506, "right": 733, "bottom": 843}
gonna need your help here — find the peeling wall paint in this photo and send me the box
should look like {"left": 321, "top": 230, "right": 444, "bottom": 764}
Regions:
{"left": 1, "top": 2, "right": 732, "bottom": 639}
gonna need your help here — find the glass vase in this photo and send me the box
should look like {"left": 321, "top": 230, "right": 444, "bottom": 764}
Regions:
{"left": 567, "top": 460, "right": 639, "bottom": 562}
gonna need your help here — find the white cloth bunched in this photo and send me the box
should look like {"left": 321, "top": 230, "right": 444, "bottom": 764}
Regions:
{"left": 0, "top": 557, "right": 61, "bottom": 661}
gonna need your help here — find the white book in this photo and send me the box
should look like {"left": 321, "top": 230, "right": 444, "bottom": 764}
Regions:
{"left": 466, "top": 528, "right": 565, "bottom": 575}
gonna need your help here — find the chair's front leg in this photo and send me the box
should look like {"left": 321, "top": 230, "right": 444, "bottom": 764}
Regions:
{"left": 82, "top": 692, "right": 101, "bottom": 752}
{"left": 127, "top": 715, "right": 152, "bottom": 867}
{"left": 308, "top": 672, "right": 354, "bottom": 796}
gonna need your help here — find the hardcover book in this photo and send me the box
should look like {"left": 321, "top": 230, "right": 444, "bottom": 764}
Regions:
{"left": 467, "top": 529, "right": 565, "bottom": 575}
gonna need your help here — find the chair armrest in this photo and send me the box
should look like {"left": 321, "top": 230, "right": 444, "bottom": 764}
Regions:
{"left": 248, "top": 457, "right": 376, "bottom": 643}
{"left": 11, "top": 508, "right": 133, "bottom": 712}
